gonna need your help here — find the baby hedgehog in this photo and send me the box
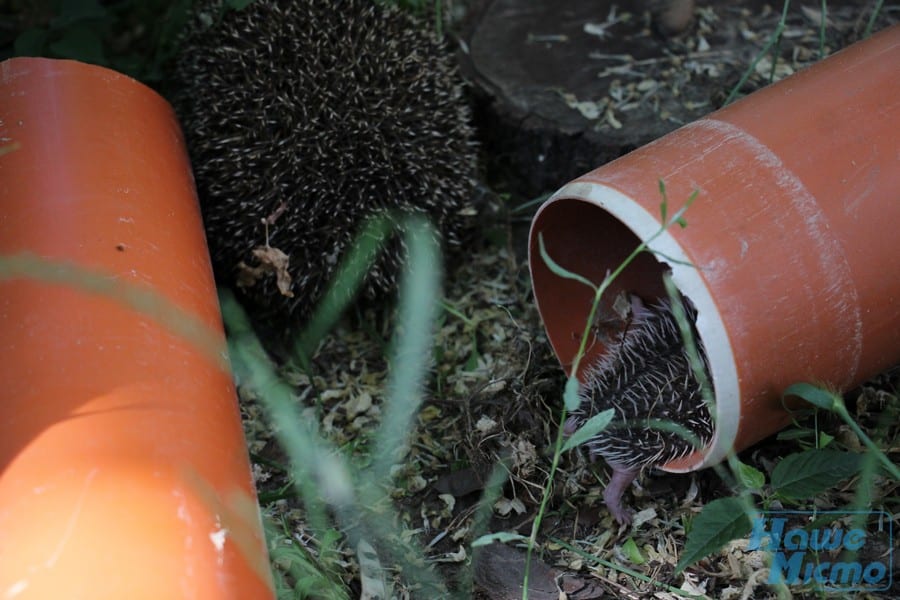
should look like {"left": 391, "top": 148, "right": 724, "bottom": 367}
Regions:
{"left": 564, "top": 295, "right": 714, "bottom": 525}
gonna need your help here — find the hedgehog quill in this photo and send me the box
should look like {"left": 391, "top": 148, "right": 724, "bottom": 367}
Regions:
{"left": 564, "top": 295, "right": 714, "bottom": 525}
{"left": 172, "top": 0, "right": 477, "bottom": 320}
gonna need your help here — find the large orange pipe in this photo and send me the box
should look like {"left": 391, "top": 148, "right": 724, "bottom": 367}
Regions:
{"left": 0, "top": 59, "right": 273, "bottom": 598}
{"left": 529, "top": 25, "right": 900, "bottom": 471}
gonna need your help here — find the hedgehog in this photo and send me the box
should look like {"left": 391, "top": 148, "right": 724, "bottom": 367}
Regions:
{"left": 171, "top": 0, "right": 478, "bottom": 321}
{"left": 564, "top": 294, "right": 715, "bottom": 525}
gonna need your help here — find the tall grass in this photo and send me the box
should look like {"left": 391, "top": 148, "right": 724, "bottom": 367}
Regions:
{"left": 224, "top": 213, "right": 463, "bottom": 596}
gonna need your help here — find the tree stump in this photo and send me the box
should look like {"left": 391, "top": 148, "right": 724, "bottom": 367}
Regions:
{"left": 458, "top": 0, "right": 890, "bottom": 197}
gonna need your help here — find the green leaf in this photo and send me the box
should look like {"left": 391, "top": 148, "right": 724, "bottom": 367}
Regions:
{"left": 14, "top": 28, "right": 50, "bottom": 57}
{"left": 464, "top": 333, "right": 480, "bottom": 371}
{"left": 675, "top": 497, "right": 752, "bottom": 574}
{"left": 373, "top": 217, "right": 441, "bottom": 479}
{"left": 471, "top": 532, "right": 528, "bottom": 547}
{"left": 775, "top": 428, "right": 814, "bottom": 441}
{"left": 294, "top": 215, "right": 392, "bottom": 363}
{"left": 621, "top": 538, "right": 646, "bottom": 564}
{"left": 658, "top": 182, "right": 696, "bottom": 229}
{"left": 643, "top": 418, "right": 701, "bottom": 448}
{"left": 668, "top": 189, "right": 698, "bottom": 229}
{"left": 771, "top": 449, "right": 863, "bottom": 499}
{"left": 563, "top": 375, "right": 581, "bottom": 412}
{"left": 735, "top": 461, "right": 766, "bottom": 491}
{"left": 658, "top": 179, "right": 669, "bottom": 223}
{"left": 783, "top": 382, "right": 839, "bottom": 411}
{"left": 226, "top": 0, "right": 257, "bottom": 9}
{"left": 537, "top": 233, "right": 597, "bottom": 292}
{"left": 561, "top": 409, "right": 613, "bottom": 452}
{"left": 817, "top": 431, "right": 834, "bottom": 448}
{"left": 48, "top": 26, "right": 107, "bottom": 65}
{"left": 510, "top": 192, "right": 551, "bottom": 214}
{"left": 439, "top": 299, "right": 473, "bottom": 326}
{"left": 49, "top": 0, "right": 109, "bottom": 29}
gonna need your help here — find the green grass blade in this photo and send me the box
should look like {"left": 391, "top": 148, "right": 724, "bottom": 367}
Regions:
{"left": 864, "top": 0, "right": 884, "bottom": 37}
{"left": 372, "top": 216, "right": 441, "bottom": 480}
{"left": 293, "top": 215, "right": 393, "bottom": 366}
{"left": 563, "top": 375, "right": 582, "bottom": 411}
{"left": 0, "top": 252, "right": 228, "bottom": 371}
{"left": 222, "top": 292, "right": 354, "bottom": 528}
{"left": 783, "top": 381, "right": 839, "bottom": 410}
{"left": 537, "top": 232, "right": 597, "bottom": 292}
{"left": 561, "top": 409, "right": 614, "bottom": 452}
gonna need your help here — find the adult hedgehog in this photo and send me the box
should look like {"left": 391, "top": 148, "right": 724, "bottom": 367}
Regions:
{"left": 172, "top": 0, "right": 478, "bottom": 319}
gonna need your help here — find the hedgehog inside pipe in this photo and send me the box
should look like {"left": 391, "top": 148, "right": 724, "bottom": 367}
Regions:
{"left": 563, "top": 292, "right": 714, "bottom": 525}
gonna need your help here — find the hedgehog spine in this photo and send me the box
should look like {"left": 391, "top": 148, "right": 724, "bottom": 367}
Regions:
{"left": 568, "top": 295, "right": 714, "bottom": 525}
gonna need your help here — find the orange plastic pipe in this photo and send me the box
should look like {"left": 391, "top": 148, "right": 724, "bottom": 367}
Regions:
{"left": 529, "top": 25, "right": 900, "bottom": 471}
{"left": 0, "top": 59, "right": 273, "bottom": 598}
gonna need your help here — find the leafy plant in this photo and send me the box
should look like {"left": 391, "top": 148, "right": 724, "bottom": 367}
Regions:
{"left": 676, "top": 497, "right": 753, "bottom": 575}
{"left": 265, "top": 518, "right": 349, "bottom": 600}
{"left": 724, "top": 0, "right": 793, "bottom": 105}
{"left": 7, "top": 0, "right": 194, "bottom": 82}
{"left": 784, "top": 383, "right": 900, "bottom": 481}
{"left": 674, "top": 379, "right": 898, "bottom": 577}
{"left": 674, "top": 449, "right": 867, "bottom": 573}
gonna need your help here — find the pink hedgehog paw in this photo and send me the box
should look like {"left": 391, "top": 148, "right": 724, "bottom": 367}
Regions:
{"left": 603, "top": 467, "right": 639, "bottom": 526}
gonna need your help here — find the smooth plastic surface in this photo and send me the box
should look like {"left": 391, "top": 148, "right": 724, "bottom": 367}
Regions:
{"left": 0, "top": 58, "right": 273, "bottom": 598}
{"left": 529, "top": 25, "right": 900, "bottom": 470}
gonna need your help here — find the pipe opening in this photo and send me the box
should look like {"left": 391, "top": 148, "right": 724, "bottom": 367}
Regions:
{"left": 529, "top": 192, "right": 730, "bottom": 472}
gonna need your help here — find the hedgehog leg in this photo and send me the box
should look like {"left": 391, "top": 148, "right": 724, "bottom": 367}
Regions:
{"left": 603, "top": 466, "right": 639, "bottom": 526}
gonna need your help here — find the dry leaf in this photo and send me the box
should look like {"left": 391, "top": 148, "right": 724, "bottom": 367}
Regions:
{"left": 345, "top": 391, "right": 373, "bottom": 418}
{"left": 358, "top": 540, "right": 388, "bottom": 600}
{"left": 235, "top": 245, "right": 294, "bottom": 297}
{"left": 476, "top": 415, "right": 499, "bottom": 435}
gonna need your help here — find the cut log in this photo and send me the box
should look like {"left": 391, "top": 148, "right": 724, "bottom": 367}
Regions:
{"left": 457, "top": 0, "right": 888, "bottom": 197}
